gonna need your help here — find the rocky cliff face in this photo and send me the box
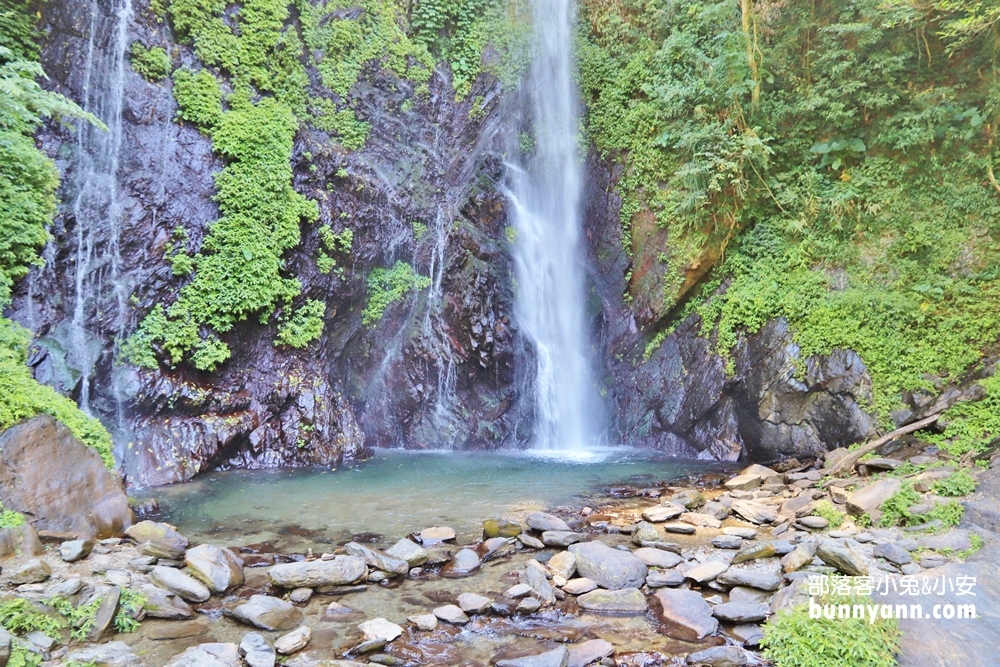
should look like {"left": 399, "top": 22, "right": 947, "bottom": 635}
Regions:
{"left": 9, "top": 0, "right": 879, "bottom": 487}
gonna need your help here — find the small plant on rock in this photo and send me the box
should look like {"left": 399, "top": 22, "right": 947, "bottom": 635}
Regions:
{"left": 931, "top": 469, "right": 977, "bottom": 497}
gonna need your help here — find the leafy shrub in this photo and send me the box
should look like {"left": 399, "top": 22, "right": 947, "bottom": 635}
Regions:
{"left": 275, "top": 299, "right": 325, "bottom": 348}
{"left": 762, "top": 592, "right": 900, "bottom": 667}
{"left": 170, "top": 68, "right": 222, "bottom": 127}
{"left": 925, "top": 500, "right": 964, "bottom": 528}
{"left": 114, "top": 589, "right": 146, "bottom": 633}
{"left": 922, "top": 375, "right": 1000, "bottom": 455}
{"left": 0, "top": 500, "right": 25, "bottom": 528}
{"left": 931, "top": 469, "right": 977, "bottom": 497}
{"left": 129, "top": 42, "right": 171, "bottom": 81}
{"left": 363, "top": 261, "right": 432, "bottom": 326}
{"left": 811, "top": 500, "right": 845, "bottom": 529}
{"left": 879, "top": 482, "right": 921, "bottom": 527}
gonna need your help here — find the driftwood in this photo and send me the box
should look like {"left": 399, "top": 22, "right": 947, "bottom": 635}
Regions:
{"left": 827, "top": 413, "right": 942, "bottom": 477}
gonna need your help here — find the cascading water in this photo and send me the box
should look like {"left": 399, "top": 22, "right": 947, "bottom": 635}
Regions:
{"left": 508, "top": 0, "right": 597, "bottom": 452}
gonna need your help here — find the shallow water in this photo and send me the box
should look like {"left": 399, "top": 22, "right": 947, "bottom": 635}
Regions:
{"left": 143, "top": 448, "right": 723, "bottom": 549}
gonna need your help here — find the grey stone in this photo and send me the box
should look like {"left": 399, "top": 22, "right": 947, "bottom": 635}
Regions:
{"left": 631, "top": 521, "right": 660, "bottom": 544}
{"left": 541, "top": 531, "right": 585, "bottom": 547}
{"left": 712, "top": 535, "right": 743, "bottom": 550}
{"left": 730, "top": 500, "right": 778, "bottom": 525}
{"left": 634, "top": 547, "right": 682, "bottom": 569}
{"left": 685, "top": 645, "right": 747, "bottom": 666}
{"left": 59, "top": 539, "right": 94, "bottom": 562}
{"left": 646, "top": 569, "right": 685, "bottom": 588}
{"left": 9, "top": 558, "right": 50, "bottom": 584}
{"left": 505, "top": 583, "right": 534, "bottom": 598}
{"left": 653, "top": 588, "right": 718, "bottom": 641}
{"left": 567, "top": 639, "right": 614, "bottom": 667}
{"left": 419, "top": 526, "right": 456, "bottom": 544}
{"left": 521, "top": 559, "right": 556, "bottom": 604}
{"left": 795, "top": 516, "right": 829, "bottom": 530}
{"left": 518, "top": 534, "right": 545, "bottom": 549}
{"left": 344, "top": 542, "right": 409, "bottom": 576}
{"left": 732, "top": 542, "right": 777, "bottom": 564}
{"left": 185, "top": 544, "right": 244, "bottom": 593}
{"left": 781, "top": 543, "right": 816, "bottom": 573}
{"left": 577, "top": 587, "right": 647, "bottom": 613}
{"left": 716, "top": 560, "right": 783, "bottom": 591}
{"left": 274, "top": 626, "right": 311, "bottom": 655}
{"left": 442, "top": 548, "right": 481, "bottom": 576}
{"left": 569, "top": 541, "right": 648, "bottom": 590}
{"left": 149, "top": 565, "right": 211, "bottom": 602}
{"left": 141, "top": 583, "right": 195, "bottom": 619}
{"left": 562, "top": 578, "right": 598, "bottom": 595}
{"left": 815, "top": 539, "right": 868, "bottom": 576}
{"left": 239, "top": 633, "right": 276, "bottom": 667}
{"left": 685, "top": 561, "right": 729, "bottom": 583}
{"left": 288, "top": 588, "right": 313, "bottom": 604}
{"left": 663, "top": 522, "right": 697, "bottom": 534}
{"left": 433, "top": 604, "right": 469, "bottom": 624}
{"left": 496, "top": 646, "right": 569, "bottom": 667}
{"left": 89, "top": 586, "right": 122, "bottom": 640}
{"left": 359, "top": 618, "right": 403, "bottom": 642}
{"left": 457, "top": 592, "right": 492, "bottom": 613}
{"left": 679, "top": 513, "right": 721, "bottom": 529}
{"left": 232, "top": 595, "right": 303, "bottom": 631}
{"left": 723, "top": 527, "right": 758, "bottom": 539}
{"left": 917, "top": 530, "right": 973, "bottom": 552}
{"left": 847, "top": 479, "right": 902, "bottom": 520}
{"left": 269, "top": 556, "right": 367, "bottom": 588}
{"left": 526, "top": 512, "right": 571, "bottom": 532}
{"left": 712, "top": 601, "right": 769, "bottom": 623}
{"left": 407, "top": 613, "right": 437, "bottom": 631}
{"left": 873, "top": 542, "right": 912, "bottom": 566}
{"left": 517, "top": 597, "right": 542, "bottom": 613}
{"left": 642, "top": 504, "right": 685, "bottom": 523}
{"left": 125, "top": 521, "right": 188, "bottom": 552}
{"left": 64, "top": 641, "right": 145, "bottom": 667}
{"left": 164, "top": 643, "right": 240, "bottom": 667}
{"left": 385, "top": 538, "right": 428, "bottom": 567}
{"left": 547, "top": 551, "right": 577, "bottom": 579}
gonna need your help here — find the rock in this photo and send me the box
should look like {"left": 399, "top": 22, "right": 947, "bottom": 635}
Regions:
{"left": 89, "top": 586, "right": 122, "bottom": 640}
{"left": 730, "top": 500, "right": 778, "bottom": 525}
{"left": 901, "top": 563, "right": 922, "bottom": 575}
{"left": 149, "top": 565, "right": 210, "bottom": 602}
{"left": 59, "top": 539, "right": 94, "bottom": 562}
{"left": 562, "top": 577, "right": 598, "bottom": 595}
{"left": 433, "top": 604, "right": 470, "bottom": 624}
{"left": 484, "top": 518, "right": 522, "bottom": 539}
{"left": 185, "top": 544, "right": 244, "bottom": 593}
{"left": 920, "top": 554, "right": 949, "bottom": 569}
{"left": 125, "top": 520, "right": 189, "bottom": 552}
{"left": 408, "top": 613, "right": 438, "bottom": 631}
{"left": 274, "top": 626, "right": 311, "bottom": 655}
{"left": 505, "top": 583, "right": 534, "bottom": 598}
{"left": 140, "top": 540, "right": 185, "bottom": 560}
{"left": 288, "top": 588, "right": 313, "bottom": 604}
{"left": 642, "top": 504, "right": 685, "bottom": 523}
{"left": 47, "top": 577, "right": 82, "bottom": 597}
{"left": 732, "top": 542, "right": 776, "bottom": 564}
{"left": 0, "top": 416, "right": 132, "bottom": 539}
{"left": 795, "top": 516, "right": 829, "bottom": 530}
{"left": 781, "top": 543, "right": 816, "bottom": 573}
{"left": 846, "top": 478, "right": 902, "bottom": 521}
{"left": 723, "top": 527, "right": 758, "bottom": 539}
{"left": 232, "top": 595, "right": 303, "bottom": 631}
{"left": 269, "top": 556, "right": 366, "bottom": 588}
{"left": 521, "top": 559, "right": 556, "bottom": 604}
{"left": 141, "top": 584, "right": 195, "bottom": 619}
{"left": 64, "top": 641, "right": 144, "bottom": 667}
{"left": 457, "top": 592, "right": 492, "bottom": 613}
{"left": 547, "top": 551, "right": 577, "bottom": 579}
{"left": 569, "top": 541, "right": 648, "bottom": 590}
{"left": 526, "top": 512, "right": 572, "bottom": 532}
{"left": 725, "top": 473, "right": 765, "bottom": 491}
{"left": 917, "top": 530, "right": 973, "bottom": 552}
{"left": 541, "top": 531, "right": 585, "bottom": 547}
{"left": 496, "top": 646, "right": 569, "bottom": 667}
{"left": 685, "top": 645, "right": 747, "bottom": 667}
{"left": 663, "top": 522, "right": 697, "bottom": 534}
{"left": 653, "top": 589, "right": 718, "bottom": 641}
{"left": 634, "top": 547, "right": 683, "bottom": 568}
{"left": 240, "top": 633, "right": 276, "bottom": 667}
{"left": 646, "top": 569, "right": 685, "bottom": 588}
{"left": 680, "top": 513, "right": 722, "bottom": 528}
{"left": 815, "top": 539, "right": 868, "bottom": 576}
{"left": 106, "top": 569, "right": 131, "bottom": 587}
{"left": 344, "top": 542, "right": 409, "bottom": 576}
{"left": 164, "top": 643, "right": 241, "bottom": 667}
{"left": 442, "top": 548, "right": 481, "bottom": 576}
{"left": 517, "top": 597, "right": 542, "bottom": 613}
{"left": 873, "top": 542, "right": 912, "bottom": 566}
{"left": 419, "top": 526, "right": 456, "bottom": 544}
{"left": 712, "top": 535, "right": 743, "bottom": 550}
{"left": 567, "top": 639, "right": 614, "bottom": 667}
{"left": 670, "top": 490, "right": 706, "bottom": 509}
{"left": 0, "top": 524, "right": 43, "bottom": 559}
{"left": 577, "top": 587, "right": 647, "bottom": 613}
{"left": 685, "top": 561, "right": 729, "bottom": 583}
{"left": 518, "top": 533, "right": 545, "bottom": 549}
{"left": 9, "top": 558, "right": 50, "bottom": 584}
{"left": 480, "top": 536, "right": 514, "bottom": 562}
{"left": 358, "top": 617, "right": 404, "bottom": 643}
{"left": 712, "top": 601, "right": 769, "bottom": 623}
{"left": 731, "top": 623, "right": 763, "bottom": 646}
{"left": 716, "top": 560, "right": 783, "bottom": 591}
{"left": 385, "top": 538, "right": 428, "bottom": 567}
{"left": 631, "top": 521, "right": 660, "bottom": 544}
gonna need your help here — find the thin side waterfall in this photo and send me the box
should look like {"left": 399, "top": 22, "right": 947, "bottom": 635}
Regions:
{"left": 509, "top": 0, "right": 596, "bottom": 451}
{"left": 65, "top": 0, "right": 133, "bottom": 413}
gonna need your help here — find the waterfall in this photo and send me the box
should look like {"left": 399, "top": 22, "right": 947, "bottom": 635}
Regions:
{"left": 62, "top": 0, "right": 133, "bottom": 413}
{"left": 508, "top": 0, "right": 597, "bottom": 451}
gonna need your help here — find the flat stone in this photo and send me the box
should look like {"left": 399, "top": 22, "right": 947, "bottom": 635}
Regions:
{"left": 712, "top": 535, "right": 743, "bottom": 550}
{"left": 795, "top": 516, "right": 829, "bottom": 530}
{"left": 642, "top": 504, "right": 685, "bottom": 523}
{"left": 526, "top": 512, "right": 571, "bottom": 532}
{"left": 873, "top": 542, "right": 912, "bottom": 566}
{"left": 685, "top": 561, "right": 729, "bottom": 583}
{"left": 847, "top": 478, "right": 902, "bottom": 520}
{"left": 920, "top": 554, "right": 949, "bottom": 569}
{"left": 731, "top": 623, "right": 763, "bottom": 646}
{"left": 663, "top": 522, "right": 696, "bottom": 534}
{"left": 567, "top": 639, "right": 614, "bottom": 667}
{"left": 816, "top": 539, "right": 868, "bottom": 576}
{"left": 518, "top": 534, "right": 545, "bottom": 549}
{"left": 433, "top": 604, "right": 469, "bottom": 624}
{"left": 917, "top": 530, "right": 972, "bottom": 552}
{"left": 634, "top": 547, "right": 683, "bottom": 569}
{"left": 670, "top": 489, "right": 706, "bottom": 509}
{"left": 233, "top": 595, "right": 303, "bottom": 631}
{"left": 505, "top": 583, "right": 534, "bottom": 598}
{"left": 126, "top": 521, "right": 189, "bottom": 552}
{"left": 481, "top": 536, "right": 514, "bottom": 562}
{"left": 716, "top": 560, "right": 783, "bottom": 591}
{"left": 150, "top": 565, "right": 210, "bottom": 602}
{"left": 680, "top": 513, "right": 722, "bottom": 529}
{"left": 712, "top": 601, "right": 769, "bottom": 623}
{"left": 164, "top": 643, "right": 241, "bottom": 667}
{"left": 631, "top": 521, "right": 660, "bottom": 544}
{"left": 562, "top": 578, "right": 597, "bottom": 595}
{"left": 484, "top": 518, "right": 523, "bottom": 539}
{"left": 289, "top": 588, "right": 313, "bottom": 604}
{"left": 517, "top": 597, "right": 542, "bottom": 613}
{"left": 185, "top": 544, "right": 244, "bottom": 593}
{"left": 457, "top": 592, "right": 492, "bottom": 613}
{"left": 901, "top": 563, "right": 923, "bottom": 575}
{"left": 732, "top": 542, "right": 777, "bottom": 564}
{"left": 685, "top": 645, "right": 747, "bottom": 666}
{"left": 781, "top": 543, "right": 816, "bottom": 573}
{"left": 725, "top": 473, "right": 765, "bottom": 491}
{"left": 547, "top": 551, "right": 577, "bottom": 579}
{"left": 385, "top": 538, "right": 428, "bottom": 567}
{"left": 141, "top": 583, "right": 196, "bottom": 619}
{"left": 106, "top": 569, "right": 131, "bottom": 587}
{"left": 541, "top": 531, "right": 585, "bottom": 547}
{"left": 521, "top": 559, "right": 556, "bottom": 604}
{"left": 730, "top": 500, "right": 778, "bottom": 525}
{"left": 269, "top": 556, "right": 367, "bottom": 588}
{"left": 359, "top": 618, "right": 403, "bottom": 642}
{"left": 653, "top": 588, "right": 718, "bottom": 641}
{"left": 141, "top": 540, "right": 185, "bottom": 560}
{"left": 240, "top": 632, "right": 276, "bottom": 667}
{"left": 274, "top": 626, "right": 311, "bottom": 655}
{"left": 89, "top": 586, "right": 122, "bottom": 640}
{"left": 65, "top": 642, "right": 144, "bottom": 667}
{"left": 646, "top": 569, "right": 685, "bottom": 588}
{"left": 496, "top": 646, "right": 569, "bottom": 667}
{"left": 577, "top": 587, "right": 647, "bottom": 613}
{"left": 442, "top": 549, "right": 481, "bottom": 577}
{"left": 9, "top": 558, "right": 50, "bottom": 584}
{"left": 723, "top": 527, "right": 758, "bottom": 539}
{"left": 345, "top": 542, "right": 409, "bottom": 576}
{"left": 59, "top": 539, "right": 94, "bottom": 562}
{"left": 407, "top": 613, "right": 438, "bottom": 631}
{"left": 569, "top": 541, "right": 648, "bottom": 590}
{"left": 419, "top": 526, "right": 456, "bottom": 544}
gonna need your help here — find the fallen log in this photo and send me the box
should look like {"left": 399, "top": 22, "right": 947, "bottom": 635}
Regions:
{"left": 827, "top": 413, "right": 942, "bottom": 477}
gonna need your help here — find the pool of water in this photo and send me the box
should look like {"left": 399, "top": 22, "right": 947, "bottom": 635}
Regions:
{"left": 143, "top": 448, "right": 725, "bottom": 549}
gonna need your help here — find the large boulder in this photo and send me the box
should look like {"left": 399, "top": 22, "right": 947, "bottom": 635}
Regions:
{"left": 0, "top": 415, "right": 131, "bottom": 539}
{"left": 653, "top": 589, "right": 718, "bottom": 641}
{"left": 185, "top": 544, "right": 244, "bottom": 593}
{"left": 568, "top": 541, "right": 648, "bottom": 590}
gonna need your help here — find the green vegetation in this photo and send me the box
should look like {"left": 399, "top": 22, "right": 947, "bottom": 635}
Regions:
{"left": 0, "top": 499, "right": 26, "bottom": 529}
{"left": 922, "top": 375, "right": 1000, "bottom": 455}
{"left": 276, "top": 299, "right": 326, "bottom": 348}
{"left": 878, "top": 482, "right": 922, "bottom": 527}
{"left": 316, "top": 225, "right": 353, "bottom": 276}
{"left": 931, "top": 468, "right": 978, "bottom": 497}
{"left": 114, "top": 589, "right": 146, "bottom": 634}
{"left": 762, "top": 590, "right": 900, "bottom": 667}
{"left": 0, "top": 6, "right": 113, "bottom": 466}
{"left": 811, "top": 500, "right": 845, "bottom": 529}
{"left": 581, "top": 0, "right": 1000, "bottom": 422}
{"left": 363, "top": 261, "right": 432, "bottom": 326}
{"left": 128, "top": 42, "right": 172, "bottom": 81}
